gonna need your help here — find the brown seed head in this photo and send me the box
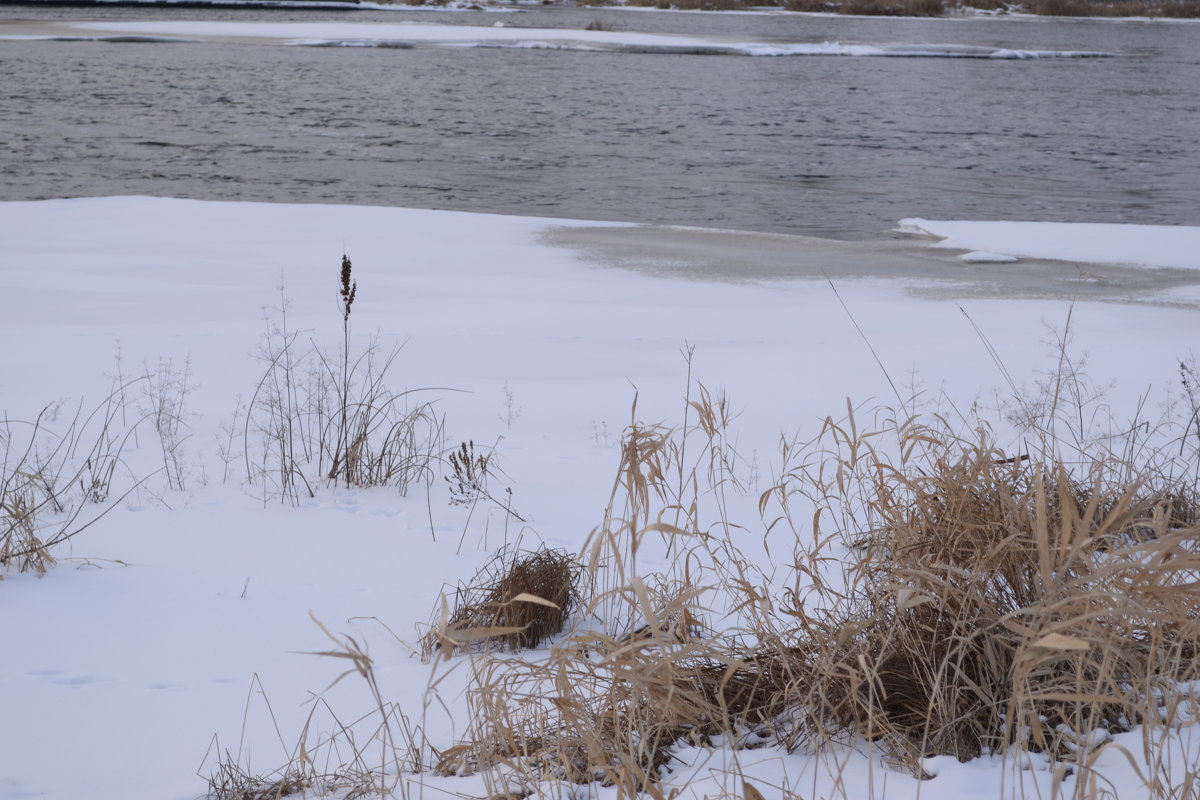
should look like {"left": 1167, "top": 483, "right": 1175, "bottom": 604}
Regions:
{"left": 339, "top": 254, "right": 357, "bottom": 319}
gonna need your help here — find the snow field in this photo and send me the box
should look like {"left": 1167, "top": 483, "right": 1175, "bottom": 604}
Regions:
{"left": 2, "top": 197, "right": 1199, "bottom": 800}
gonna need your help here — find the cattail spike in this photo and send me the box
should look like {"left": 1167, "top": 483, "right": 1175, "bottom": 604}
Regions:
{"left": 340, "top": 254, "right": 352, "bottom": 298}
{"left": 339, "top": 254, "right": 357, "bottom": 319}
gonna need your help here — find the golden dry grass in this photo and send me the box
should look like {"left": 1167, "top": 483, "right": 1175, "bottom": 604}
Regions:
{"left": 766, "top": 423, "right": 1200, "bottom": 771}
{"left": 431, "top": 368, "right": 1200, "bottom": 797}
{"left": 633, "top": 0, "right": 1194, "bottom": 16}
{"left": 225, "top": 355, "right": 1200, "bottom": 799}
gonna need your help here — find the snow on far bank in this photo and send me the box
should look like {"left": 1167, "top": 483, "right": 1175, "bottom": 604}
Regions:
{"left": 900, "top": 218, "right": 1200, "bottom": 271}
{"left": 18, "top": 0, "right": 1200, "bottom": 23}
{"left": 2, "top": 19, "right": 1112, "bottom": 57}
{"left": 20, "top": 0, "right": 523, "bottom": 11}
{"left": 958, "top": 250, "right": 1020, "bottom": 264}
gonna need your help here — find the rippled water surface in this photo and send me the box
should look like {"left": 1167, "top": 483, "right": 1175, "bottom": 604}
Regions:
{"left": 2, "top": 4, "right": 1197, "bottom": 238}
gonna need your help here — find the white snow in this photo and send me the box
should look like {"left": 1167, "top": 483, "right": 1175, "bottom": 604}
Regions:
{"left": 0, "top": 20, "right": 1111, "bottom": 57}
{"left": 2, "top": 197, "right": 1199, "bottom": 800}
{"left": 959, "top": 250, "right": 1020, "bottom": 263}
{"left": 900, "top": 218, "right": 1200, "bottom": 270}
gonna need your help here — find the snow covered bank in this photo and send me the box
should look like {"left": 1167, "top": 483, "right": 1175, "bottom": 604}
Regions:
{"left": 0, "top": 19, "right": 1115, "bottom": 57}
{"left": 900, "top": 218, "right": 1200, "bottom": 271}
{"left": 2, "top": 197, "right": 1199, "bottom": 800}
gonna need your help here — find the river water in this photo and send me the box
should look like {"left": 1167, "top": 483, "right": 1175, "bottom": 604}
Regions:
{"left": 1, "top": 4, "right": 1197, "bottom": 239}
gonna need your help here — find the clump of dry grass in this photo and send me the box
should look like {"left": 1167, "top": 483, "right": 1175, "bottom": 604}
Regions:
{"left": 436, "top": 582, "right": 791, "bottom": 795}
{"left": 841, "top": 0, "right": 946, "bottom": 15}
{"left": 205, "top": 762, "right": 312, "bottom": 800}
{"left": 205, "top": 737, "right": 391, "bottom": 800}
{"left": 760, "top": 409, "right": 1200, "bottom": 776}
{"left": 1019, "top": 0, "right": 1200, "bottom": 14}
{"left": 1027, "top": 0, "right": 1134, "bottom": 15}
{"left": 427, "top": 547, "right": 582, "bottom": 656}
{"left": 950, "top": 0, "right": 1012, "bottom": 10}
{"left": 429, "top": 367, "right": 779, "bottom": 795}
{"left": 1159, "top": 1, "right": 1200, "bottom": 17}
{"left": 618, "top": 0, "right": 1192, "bottom": 14}
{"left": 0, "top": 487, "right": 54, "bottom": 575}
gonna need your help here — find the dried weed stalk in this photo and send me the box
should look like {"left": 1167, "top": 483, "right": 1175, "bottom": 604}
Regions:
{"left": 445, "top": 440, "right": 525, "bottom": 523}
{"left": 244, "top": 261, "right": 444, "bottom": 504}
{"left": 205, "top": 622, "right": 434, "bottom": 800}
{"left": 2, "top": 386, "right": 148, "bottom": 574}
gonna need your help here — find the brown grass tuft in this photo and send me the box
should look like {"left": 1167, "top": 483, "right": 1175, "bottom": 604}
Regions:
{"left": 841, "top": 0, "right": 946, "bottom": 14}
{"left": 205, "top": 762, "right": 312, "bottom": 800}
{"left": 1028, "top": 0, "right": 1160, "bottom": 14}
{"left": 764, "top": 414, "right": 1200, "bottom": 772}
{"left": 1159, "top": 0, "right": 1200, "bottom": 16}
{"left": 429, "top": 547, "right": 581, "bottom": 656}
{"left": 624, "top": 0, "right": 1195, "bottom": 15}
{"left": 436, "top": 584, "right": 787, "bottom": 794}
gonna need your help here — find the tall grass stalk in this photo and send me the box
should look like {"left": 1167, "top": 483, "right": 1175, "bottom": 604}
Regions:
{"left": 243, "top": 259, "right": 444, "bottom": 505}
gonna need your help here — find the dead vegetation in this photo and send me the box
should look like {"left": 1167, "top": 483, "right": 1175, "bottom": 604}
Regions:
{"left": 429, "top": 421, "right": 1200, "bottom": 796}
{"left": 244, "top": 256, "right": 444, "bottom": 505}
{"left": 2, "top": 387, "right": 148, "bottom": 575}
{"left": 444, "top": 440, "right": 526, "bottom": 523}
{"left": 766, "top": 427, "right": 1200, "bottom": 768}
{"left": 614, "top": 0, "right": 1200, "bottom": 16}
{"left": 785, "top": 0, "right": 946, "bottom": 15}
{"left": 1024, "top": 0, "right": 1200, "bottom": 15}
{"left": 426, "top": 546, "right": 581, "bottom": 656}
{"left": 217, "top": 350, "right": 1200, "bottom": 799}
{"left": 422, "top": 349, "right": 1200, "bottom": 797}
{"left": 205, "top": 762, "right": 313, "bottom": 800}
{"left": 433, "top": 579, "right": 793, "bottom": 795}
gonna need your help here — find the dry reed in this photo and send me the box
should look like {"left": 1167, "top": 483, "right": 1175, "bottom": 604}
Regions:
{"left": 239, "top": 350, "right": 1200, "bottom": 799}
{"left": 433, "top": 357, "right": 1200, "bottom": 797}
{"left": 757, "top": 406, "right": 1200, "bottom": 783}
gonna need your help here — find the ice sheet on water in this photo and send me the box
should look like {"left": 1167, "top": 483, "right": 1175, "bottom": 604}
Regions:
{"left": 6, "top": 20, "right": 1114, "bottom": 58}
{"left": 289, "top": 38, "right": 1113, "bottom": 57}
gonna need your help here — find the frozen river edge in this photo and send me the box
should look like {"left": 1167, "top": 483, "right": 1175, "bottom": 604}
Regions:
{"left": 544, "top": 223, "right": 1200, "bottom": 306}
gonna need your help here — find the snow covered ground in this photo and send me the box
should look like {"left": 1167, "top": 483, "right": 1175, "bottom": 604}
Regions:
{"left": 899, "top": 218, "right": 1200, "bottom": 271}
{"left": 1, "top": 197, "right": 1198, "bottom": 800}
{"left": 0, "top": 18, "right": 1114, "bottom": 57}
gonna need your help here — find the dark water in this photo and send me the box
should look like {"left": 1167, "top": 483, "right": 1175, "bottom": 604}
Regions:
{"left": 1, "top": 4, "right": 1197, "bottom": 239}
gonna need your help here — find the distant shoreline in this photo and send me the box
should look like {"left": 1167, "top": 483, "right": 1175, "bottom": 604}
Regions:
{"left": 0, "top": 0, "right": 370, "bottom": 8}
{"left": 2, "top": 0, "right": 1198, "bottom": 18}
{"left": 0, "top": 0, "right": 366, "bottom": 8}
